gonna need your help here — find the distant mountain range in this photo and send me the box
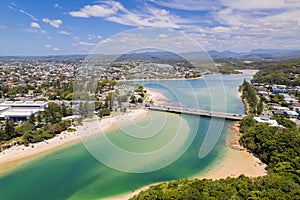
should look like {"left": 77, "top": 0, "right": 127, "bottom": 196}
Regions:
{"left": 207, "top": 49, "right": 300, "bottom": 60}
{"left": 114, "top": 51, "right": 186, "bottom": 62}
{"left": 1, "top": 49, "right": 300, "bottom": 61}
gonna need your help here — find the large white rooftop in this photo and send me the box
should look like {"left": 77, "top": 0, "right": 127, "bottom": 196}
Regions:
{"left": 0, "top": 101, "right": 48, "bottom": 107}
{"left": 254, "top": 117, "right": 282, "bottom": 127}
{"left": 0, "top": 108, "right": 45, "bottom": 120}
{"left": 0, "top": 101, "right": 48, "bottom": 120}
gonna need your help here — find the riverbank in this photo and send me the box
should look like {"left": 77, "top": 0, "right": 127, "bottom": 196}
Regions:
{"left": 0, "top": 109, "right": 148, "bottom": 174}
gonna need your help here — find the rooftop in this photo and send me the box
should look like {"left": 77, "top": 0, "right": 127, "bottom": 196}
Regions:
{"left": 0, "top": 101, "right": 48, "bottom": 107}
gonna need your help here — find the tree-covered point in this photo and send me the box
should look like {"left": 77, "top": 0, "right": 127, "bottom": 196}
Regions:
{"left": 239, "top": 115, "right": 300, "bottom": 183}
{"left": 239, "top": 80, "right": 263, "bottom": 115}
{"left": 251, "top": 59, "right": 300, "bottom": 86}
{"left": 130, "top": 174, "right": 299, "bottom": 200}
{"left": 217, "top": 65, "right": 243, "bottom": 74}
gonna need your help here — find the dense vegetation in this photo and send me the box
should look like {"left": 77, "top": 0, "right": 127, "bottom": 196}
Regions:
{"left": 217, "top": 65, "right": 243, "bottom": 74}
{"left": 130, "top": 85, "right": 147, "bottom": 104}
{"left": 240, "top": 80, "right": 263, "bottom": 115}
{"left": 240, "top": 115, "right": 300, "bottom": 182}
{"left": 251, "top": 59, "right": 300, "bottom": 86}
{"left": 214, "top": 58, "right": 300, "bottom": 85}
{"left": 0, "top": 102, "right": 72, "bottom": 150}
{"left": 131, "top": 174, "right": 299, "bottom": 200}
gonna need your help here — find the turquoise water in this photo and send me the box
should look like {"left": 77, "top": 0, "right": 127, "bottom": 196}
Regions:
{"left": 0, "top": 72, "right": 255, "bottom": 199}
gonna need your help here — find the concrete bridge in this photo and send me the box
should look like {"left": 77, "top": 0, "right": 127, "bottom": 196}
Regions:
{"left": 148, "top": 106, "right": 245, "bottom": 120}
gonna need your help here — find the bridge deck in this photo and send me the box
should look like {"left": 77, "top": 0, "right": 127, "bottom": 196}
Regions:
{"left": 148, "top": 106, "right": 245, "bottom": 120}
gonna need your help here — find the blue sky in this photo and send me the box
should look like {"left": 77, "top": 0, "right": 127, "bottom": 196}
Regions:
{"left": 0, "top": 0, "right": 299, "bottom": 55}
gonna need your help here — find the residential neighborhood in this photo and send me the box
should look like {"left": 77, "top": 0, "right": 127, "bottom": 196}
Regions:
{"left": 252, "top": 83, "right": 300, "bottom": 126}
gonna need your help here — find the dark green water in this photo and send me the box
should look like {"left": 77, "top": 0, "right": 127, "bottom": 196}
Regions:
{"left": 0, "top": 72, "right": 255, "bottom": 199}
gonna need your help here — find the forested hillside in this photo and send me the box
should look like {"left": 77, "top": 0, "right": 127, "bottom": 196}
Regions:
{"left": 251, "top": 59, "right": 300, "bottom": 86}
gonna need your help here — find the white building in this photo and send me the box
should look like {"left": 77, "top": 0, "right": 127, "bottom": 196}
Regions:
{"left": 254, "top": 117, "right": 282, "bottom": 127}
{"left": 0, "top": 101, "right": 48, "bottom": 121}
{"left": 284, "top": 110, "right": 299, "bottom": 119}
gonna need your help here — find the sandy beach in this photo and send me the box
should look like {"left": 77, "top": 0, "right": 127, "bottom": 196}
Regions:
{"left": 0, "top": 109, "right": 148, "bottom": 174}
{"left": 145, "top": 88, "right": 172, "bottom": 105}
{"left": 0, "top": 128, "right": 80, "bottom": 174}
{"left": 196, "top": 121, "right": 267, "bottom": 180}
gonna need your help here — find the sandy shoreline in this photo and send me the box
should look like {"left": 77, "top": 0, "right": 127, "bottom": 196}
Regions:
{"left": 145, "top": 88, "right": 172, "bottom": 106}
{"left": 195, "top": 121, "right": 267, "bottom": 180}
{"left": 0, "top": 109, "right": 148, "bottom": 174}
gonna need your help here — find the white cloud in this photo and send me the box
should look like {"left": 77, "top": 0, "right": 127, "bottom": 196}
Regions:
{"left": 108, "top": 7, "right": 181, "bottom": 28}
{"left": 87, "top": 34, "right": 102, "bottom": 40}
{"left": 73, "top": 36, "right": 80, "bottom": 41}
{"left": 30, "top": 22, "right": 40, "bottom": 29}
{"left": 72, "top": 36, "right": 97, "bottom": 46}
{"left": 53, "top": 3, "right": 62, "bottom": 9}
{"left": 52, "top": 47, "right": 60, "bottom": 51}
{"left": 158, "top": 33, "right": 169, "bottom": 38}
{"left": 108, "top": 4, "right": 191, "bottom": 28}
{"left": 20, "top": 9, "right": 38, "bottom": 21}
{"left": 78, "top": 41, "right": 96, "bottom": 46}
{"left": 7, "top": 3, "right": 38, "bottom": 21}
{"left": 69, "top": 2, "right": 122, "bottom": 18}
{"left": 149, "top": 0, "right": 300, "bottom": 11}
{"left": 221, "top": 0, "right": 300, "bottom": 10}
{"left": 211, "top": 8, "right": 300, "bottom": 38}
{"left": 147, "top": 0, "right": 218, "bottom": 11}
{"left": 42, "top": 18, "right": 62, "bottom": 28}
{"left": 69, "top": 1, "right": 193, "bottom": 28}
{"left": 0, "top": 25, "right": 7, "bottom": 31}
{"left": 211, "top": 26, "right": 231, "bottom": 33}
{"left": 89, "top": 28, "right": 208, "bottom": 55}
{"left": 45, "top": 44, "right": 51, "bottom": 48}
{"left": 57, "top": 30, "right": 71, "bottom": 35}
